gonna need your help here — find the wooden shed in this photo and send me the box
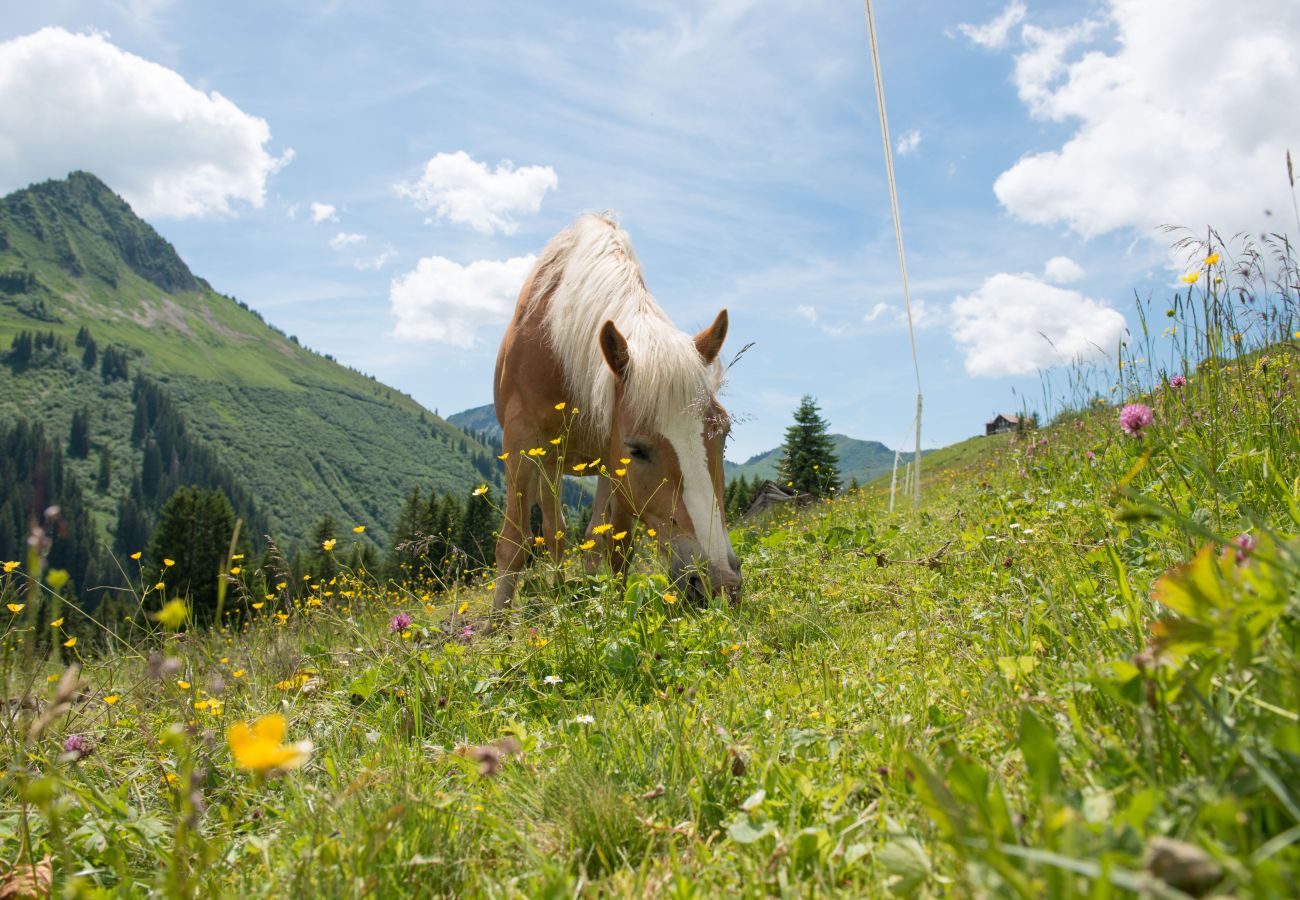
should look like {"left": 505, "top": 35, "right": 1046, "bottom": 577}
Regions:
{"left": 985, "top": 413, "right": 1020, "bottom": 436}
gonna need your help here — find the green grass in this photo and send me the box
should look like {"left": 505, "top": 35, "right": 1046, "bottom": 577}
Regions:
{"left": 2, "top": 241, "right": 1298, "bottom": 896}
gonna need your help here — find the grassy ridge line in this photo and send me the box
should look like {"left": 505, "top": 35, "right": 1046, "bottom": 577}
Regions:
{"left": 0, "top": 173, "right": 502, "bottom": 548}
{"left": 2, "top": 331, "right": 1296, "bottom": 896}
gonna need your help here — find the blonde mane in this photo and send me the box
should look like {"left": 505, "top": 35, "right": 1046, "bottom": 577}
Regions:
{"left": 528, "top": 214, "right": 723, "bottom": 432}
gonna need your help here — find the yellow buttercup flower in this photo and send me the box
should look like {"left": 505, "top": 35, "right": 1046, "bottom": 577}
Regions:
{"left": 233, "top": 669, "right": 246, "bottom": 678}
{"left": 614, "top": 468, "right": 627, "bottom": 477}
{"left": 63, "top": 637, "right": 77, "bottom": 648}
{"left": 533, "top": 536, "right": 545, "bottom": 546}
{"left": 579, "top": 540, "right": 596, "bottom": 551}
{"left": 322, "top": 539, "right": 337, "bottom": 552}
{"left": 152, "top": 599, "right": 189, "bottom": 629}
{"left": 646, "top": 528, "right": 657, "bottom": 538}
{"left": 497, "top": 451, "right": 510, "bottom": 460}
{"left": 353, "top": 525, "right": 365, "bottom": 533}
{"left": 50, "top": 617, "right": 63, "bottom": 627}
{"left": 154, "top": 582, "right": 165, "bottom": 590}
{"left": 1181, "top": 272, "right": 1199, "bottom": 284}
{"left": 664, "top": 593, "right": 678, "bottom": 605}
{"left": 619, "top": 457, "right": 631, "bottom": 465}
{"left": 104, "top": 695, "right": 120, "bottom": 705}
{"left": 163, "top": 558, "right": 175, "bottom": 567}
{"left": 252, "top": 602, "right": 265, "bottom": 610}
{"left": 129, "top": 552, "right": 142, "bottom": 561}
{"left": 549, "top": 437, "right": 562, "bottom": 445}
{"left": 457, "top": 601, "right": 469, "bottom": 614}
{"left": 229, "top": 566, "right": 241, "bottom": 575}
{"left": 176, "top": 680, "right": 191, "bottom": 690}
{"left": 3, "top": 561, "right": 20, "bottom": 573}
{"left": 227, "top": 713, "right": 313, "bottom": 772}
{"left": 232, "top": 554, "right": 244, "bottom": 561}
{"left": 527, "top": 447, "right": 546, "bottom": 456}
{"left": 1204, "top": 253, "right": 1220, "bottom": 265}
{"left": 6, "top": 603, "right": 23, "bottom": 613}
{"left": 472, "top": 485, "right": 488, "bottom": 496}
{"left": 612, "top": 531, "right": 627, "bottom": 541}
{"left": 554, "top": 401, "right": 566, "bottom": 410}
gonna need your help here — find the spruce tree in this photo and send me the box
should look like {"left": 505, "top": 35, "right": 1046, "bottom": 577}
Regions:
{"left": 457, "top": 488, "right": 497, "bottom": 572}
{"left": 97, "top": 445, "right": 112, "bottom": 493}
{"left": 146, "top": 485, "right": 241, "bottom": 623}
{"left": 67, "top": 408, "right": 90, "bottom": 459}
{"left": 777, "top": 395, "right": 841, "bottom": 498}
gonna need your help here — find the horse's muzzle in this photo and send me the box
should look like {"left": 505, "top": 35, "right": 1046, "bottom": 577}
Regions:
{"left": 669, "top": 540, "right": 742, "bottom": 604}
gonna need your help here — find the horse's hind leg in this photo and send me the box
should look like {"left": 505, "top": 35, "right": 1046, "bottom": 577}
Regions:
{"left": 493, "top": 454, "right": 539, "bottom": 612}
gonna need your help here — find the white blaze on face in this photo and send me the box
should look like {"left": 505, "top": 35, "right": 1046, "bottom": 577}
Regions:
{"left": 660, "top": 412, "right": 730, "bottom": 570}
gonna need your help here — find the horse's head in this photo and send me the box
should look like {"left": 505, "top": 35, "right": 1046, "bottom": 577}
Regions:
{"left": 598, "top": 309, "right": 742, "bottom": 603}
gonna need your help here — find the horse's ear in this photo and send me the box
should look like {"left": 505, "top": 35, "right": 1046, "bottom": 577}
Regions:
{"left": 599, "top": 320, "right": 631, "bottom": 381}
{"left": 694, "top": 309, "right": 728, "bottom": 364}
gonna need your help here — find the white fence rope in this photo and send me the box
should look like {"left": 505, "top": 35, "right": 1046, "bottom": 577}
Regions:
{"left": 863, "top": 0, "right": 924, "bottom": 510}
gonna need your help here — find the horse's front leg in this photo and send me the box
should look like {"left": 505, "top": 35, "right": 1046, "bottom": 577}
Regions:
{"left": 492, "top": 453, "right": 539, "bottom": 612}
{"left": 606, "top": 497, "right": 635, "bottom": 582}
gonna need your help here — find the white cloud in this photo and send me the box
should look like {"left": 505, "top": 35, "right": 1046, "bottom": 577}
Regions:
{"left": 1043, "top": 256, "right": 1085, "bottom": 284}
{"left": 0, "top": 27, "right": 289, "bottom": 218}
{"left": 895, "top": 129, "right": 922, "bottom": 156}
{"left": 957, "top": 1, "right": 1027, "bottom": 51}
{"left": 950, "top": 272, "right": 1127, "bottom": 377}
{"left": 796, "top": 304, "right": 818, "bottom": 323}
{"left": 389, "top": 254, "right": 536, "bottom": 347}
{"left": 310, "top": 202, "right": 338, "bottom": 224}
{"left": 994, "top": 0, "right": 1300, "bottom": 243}
{"left": 395, "top": 151, "right": 557, "bottom": 235}
{"left": 356, "top": 246, "right": 397, "bottom": 271}
{"left": 860, "top": 299, "right": 939, "bottom": 330}
{"left": 328, "top": 231, "right": 365, "bottom": 250}
{"left": 862, "top": 302, "right": 891, "bottom": 323}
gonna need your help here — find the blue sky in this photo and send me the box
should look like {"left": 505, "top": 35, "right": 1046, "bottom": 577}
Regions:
{"left": 2, "top": 1, "right": 1296, "bottom": 460}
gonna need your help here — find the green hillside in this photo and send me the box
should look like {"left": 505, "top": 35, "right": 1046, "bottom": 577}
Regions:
{"left": 724, "top": 433, "right": 934, "bottom": 485}
{"left": 0, "top": 172, "right": 501, "bottom": 552}
{"left": 448, "top": 402, "right": 502, "bottom": 445}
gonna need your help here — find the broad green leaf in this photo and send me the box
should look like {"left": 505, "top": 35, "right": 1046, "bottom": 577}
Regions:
{"left": 1018, "top": 707, "right": 1062, "bottom": 796}
{"left": 877, "top": 838, "right": 931, "bottom": 896}
{"left": 727, "top": 817, "right": 775, "bottom": 844}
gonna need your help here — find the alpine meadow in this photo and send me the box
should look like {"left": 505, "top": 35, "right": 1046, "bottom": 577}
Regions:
{"left": 3, "top": 3, "right": 1300, "bottom": 899}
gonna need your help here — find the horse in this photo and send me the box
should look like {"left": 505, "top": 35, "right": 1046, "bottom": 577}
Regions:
{"left": 492, "top": 213, "right": 742, "bottom": 610}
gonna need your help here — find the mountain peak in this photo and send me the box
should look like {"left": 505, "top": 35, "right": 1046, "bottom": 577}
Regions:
{"left": 1, "top": 171, "right": 198, "bottom": 293}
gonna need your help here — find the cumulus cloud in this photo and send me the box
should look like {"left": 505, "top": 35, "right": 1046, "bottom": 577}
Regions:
{"left": 1043, "top": 256, "right": 1085, "bottom": 284}
{"left": 895, "top": 129, "right": 922, "bottom": 156}
{"left": 328, "top": 232, "right": 365, "bottom": 250}
{"left": 994, "top": 0, "right": 1300, "bottom": 242}
{"left": 395, "top": 151, "right": 557, "bottom": 234}
{"left": 950, "top": 272, "right": 1127, "bottom": 377}
{"left": 310, "top": 202, "right": 338, "bottom": 224}
{"left": 0, "top": 27, "right": 289, "bottom": 218}
{"left": 390, "top": 254, "right": 536, "bottom": 347}
{"left": 796, "top": 304, "right": 818, "bottom": 323}
{"left": 957, "top": 1, "right": 1027, "bottom": 50}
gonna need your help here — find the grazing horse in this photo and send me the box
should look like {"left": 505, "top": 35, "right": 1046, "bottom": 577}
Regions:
{"left": 492, "top": 213, "right": 742, "bottom": 610}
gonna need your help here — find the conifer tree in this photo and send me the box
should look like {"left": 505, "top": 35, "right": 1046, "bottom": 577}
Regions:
{"left": 146, "top": 485, "right": 240, "bottom": 623}
{"left": 777, "top": 395, "right": 841, "bottom": 498}
{"left": 67, "top": 408, "right": 90, "bottom": 458}
{"left": 457, "top": 488, "right": 497, "bottom": 572}
{"left": 97, "top": 445, "right": 112, "bottom": 493}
